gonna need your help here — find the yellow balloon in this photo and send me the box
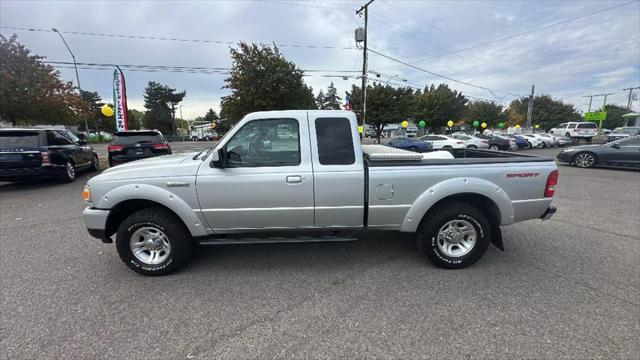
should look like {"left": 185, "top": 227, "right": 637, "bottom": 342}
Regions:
{"left": 481, "top": 122, "right": 487, "bottom": 128}
{"left": 515, "top": 124, "right": 521, "bottom": 129}
{"left": 534, "top": 124, "right": 540, "bottom": 129}
{"left": 447, "top": 120, "right": 454, "bottom": 127}
{"left": 101, "top": 104, "right": 114, "bottom": 117}
{"left": 401, "top": 120, "right": 409, "bottom": 128}
{"left": 358, "top": 125, "right": 364, "bottom": 134}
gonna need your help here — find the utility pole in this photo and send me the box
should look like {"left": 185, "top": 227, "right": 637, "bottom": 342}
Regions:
{"left": 525, "top": 85, "right": 534, "bottom": 129}
{"left": 52, "top": 28, "right": 89, "bottom": 135}
{"left": 623, "top": 87, "right": 640, "bottom": 110}
{"left": 356, "top": 0, "right": 375, "bottom": 136}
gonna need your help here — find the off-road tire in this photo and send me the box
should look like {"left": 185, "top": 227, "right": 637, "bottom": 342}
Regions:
{"left": 416, "top": 202, "right": 491, "bottom": 269}
{"left": 116, "top": 207, "right": 193, "bottom": 276}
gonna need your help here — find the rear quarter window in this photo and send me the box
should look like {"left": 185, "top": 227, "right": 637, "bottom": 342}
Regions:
{"left": 0, "top": 131, "right": 40, "bottom": 147}
{"left": 315, "top": 117, "right": 355, "bottom": 165}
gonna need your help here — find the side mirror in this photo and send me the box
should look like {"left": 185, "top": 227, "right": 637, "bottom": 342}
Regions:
{"left": 611, "top": 143, "right": 620, "bottom": 149}
{"left": 211, "top": 148, "right": 227, "bottom": 168}
{"left": 79, "top": 139, "right": 88, "bottom": 145}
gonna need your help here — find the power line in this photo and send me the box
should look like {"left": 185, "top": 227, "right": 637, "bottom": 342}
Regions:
{"left": 366, "top": 48, "right": 523, "bottom": 98}
{"left": 0, "top": 25, "right": 358, "bottom": 51}
{"left": 402, "top": 0, "right": 638, "bottom": 64}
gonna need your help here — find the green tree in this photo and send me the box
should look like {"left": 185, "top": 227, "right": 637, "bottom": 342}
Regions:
{"left": 507, "top": 95, "right": 581, "bottom": 130}
{"left": 220, "top": 42, "right": 316, "bottom": 122}
{"left": 0, "top": 35, "right": 89, "bottom": 126}
{"left": 602, "top": 104, "right": 629, "bottom": 129}
{"left": 143, "top": 81, "right": 186, "bottom": 134}
{"left": 127, "top": 109, "right": 144, "bottom": 130}
{"left": 465, "top": 101, "right": 504, "bottom": 128}
{"left": 80, "top": 90, "right": 104, "bottom": 132}
{"left": 315, "top": 89, "right": 325, "bottom": 109}
{"left": 316, "top": 82, "right": 342, "bottom": 110}
{"left": 349, "top": 83, "right": 416, "bottom": 143}
{"left": 415, "top": 84, "right": 467, "bottom": 132}
{"left": 204, "top": 108, "right": 219, "bottom": 122}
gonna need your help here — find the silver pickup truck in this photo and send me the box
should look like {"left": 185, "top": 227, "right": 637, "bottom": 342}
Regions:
{"left": 82, "top": 110, "right": 558, "bottom": 275}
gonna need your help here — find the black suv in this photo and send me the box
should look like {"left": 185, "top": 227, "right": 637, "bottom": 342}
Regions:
{"left": 108, "top": 130, "right": 171, "bottom": 167}
{"left": 0, "top": 128, "right": 99, "bottom": 182}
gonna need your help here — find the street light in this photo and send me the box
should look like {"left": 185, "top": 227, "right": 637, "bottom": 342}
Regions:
{"left": 52, "top": 28, "right": 89, "bottom": 134}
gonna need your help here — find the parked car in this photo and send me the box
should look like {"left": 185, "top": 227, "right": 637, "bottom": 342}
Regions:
{"left": 525, "top": 134, "right": 555, "bottom": 148}
{"left": 418, "top": 135, "right": 465, "bottom": 149}
{"left": 549, "top": 122, "right": 598, "bottom": 141}
{"left": 0, "top": 128, "right": 99, "bottom": 182}
{"left": 449, "top": 133, "right": 490, "bottom": 149}
{"left": 556, "top": 135, "right": 640, "bottom": 168}
{"left": 475, "top": 134, "right": 514, "bottom": 151}
{"left": 82, "top": 110, "right": 558, "bottom": 275}
{"left": 606, "top": 127, "right": 640, "bottom": 142}
{"left": 386, "top": 137, "right": 433, "bottom": 152}
{"left": 521, "top": 134, "right": 543, "bottom": 148}
{"left": 107, "top": 130, "right": 172, "bottom": 167}
{"left": 505, "top": 134, "right": 531, "bottom": 149}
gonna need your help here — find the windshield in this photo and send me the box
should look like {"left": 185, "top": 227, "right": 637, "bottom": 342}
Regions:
{"left": 612, "top": 127, "right": 639, "bottom": 134}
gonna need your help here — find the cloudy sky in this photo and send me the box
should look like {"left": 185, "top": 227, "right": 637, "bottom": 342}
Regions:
{"left": 1, "top": 0, "right": 639, "bottom": 119}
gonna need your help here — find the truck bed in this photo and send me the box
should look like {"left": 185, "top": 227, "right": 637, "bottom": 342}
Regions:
{"left": 364, "top": 146, "right": 552, "bottom": 166}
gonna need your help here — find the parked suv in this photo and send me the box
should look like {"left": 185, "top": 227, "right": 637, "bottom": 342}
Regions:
{"left": 0, "top": 128, "right": 99, "bottom": 182}
{"left": 549, "top": 122, "right": 598, "bottom": 141}
{"left": 606, "top": 126, "right": 640, "bottom": 142}
{"left": 107, "top": 130, "right": 171, "bottom": 167}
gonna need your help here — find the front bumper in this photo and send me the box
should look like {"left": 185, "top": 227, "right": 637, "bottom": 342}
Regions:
{"left": 83, "top": 207, "right": 111, "bottom": 242}
{"left": 556, "top": 151, "right": 575, "bottom": 163}
{"left": 540, "top": 206, "right": 557, "bottom": 221}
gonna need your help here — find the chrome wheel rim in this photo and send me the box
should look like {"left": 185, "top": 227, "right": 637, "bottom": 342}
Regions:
{"left": 130, "top": 227, "right": 171, "bottom": 265}
{"left": 66, "top": 162, "right": 75, "bottom": 179}
{"left": 436, "top": 219, "right": 477, "bottom": 258}
{"left": 575, "top": 153, "right": 594, "bottom": 168}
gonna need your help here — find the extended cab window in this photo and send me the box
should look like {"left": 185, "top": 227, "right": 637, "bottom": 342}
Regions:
{"left": 225, "top": 118, "right": 300, "bottom": 167}
{"left": 315, "top": 117, "right": 355, "bottom": 165}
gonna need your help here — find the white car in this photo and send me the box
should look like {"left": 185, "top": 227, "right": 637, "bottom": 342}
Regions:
{"left": 525, "top": 134, "right": 556, "bottom": 147}
{"left": 549, "top": 122, "right": 598, "bottom": 140}
{"left": 418, "top": 134, "right": 466, "bottom": 149}
{"left": 522, "top": 134, "right": 544, "bottom": 148}
{"left": 450, "top": 133, "right": 490, "bottom": 149}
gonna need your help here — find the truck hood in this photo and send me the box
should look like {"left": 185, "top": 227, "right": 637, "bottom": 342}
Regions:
{"left": 95, "top": 152, "right": 201, "bottom": 181}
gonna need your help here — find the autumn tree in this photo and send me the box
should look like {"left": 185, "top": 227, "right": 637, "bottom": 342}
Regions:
{"left": 0, "top": 35, "right": 89, "bottom": 126}
{"left": 220, "top": 42, "right": 316, "bottom": 122}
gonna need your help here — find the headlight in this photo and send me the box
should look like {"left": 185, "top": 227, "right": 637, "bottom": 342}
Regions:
{"left": 83, "top": 185, "right": 92, "bottom": 202}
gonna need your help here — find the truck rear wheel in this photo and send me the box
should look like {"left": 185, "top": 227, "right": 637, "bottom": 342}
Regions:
{"left": 115, "top": 207, "right": 193, "bottom": 276}
{"left": 416, "top": 202, "right": 491, "bottom": 269}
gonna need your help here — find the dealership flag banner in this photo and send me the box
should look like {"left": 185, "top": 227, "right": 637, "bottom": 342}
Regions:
{"left": 113, "top": 66, "right": 129, "bottom": 131}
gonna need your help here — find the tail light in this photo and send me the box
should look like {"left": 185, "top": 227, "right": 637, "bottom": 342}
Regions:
{"left": 545, "top": 170, "right": 559, "bottom": 197}
{"left": 152, "top": 143, "right": 170, "bottom": 150}
{"left": 108, "top": 145, "right": 124, "bottom": 152}
{"left": 40, "top": 151, "right": 51, "bottom": 166}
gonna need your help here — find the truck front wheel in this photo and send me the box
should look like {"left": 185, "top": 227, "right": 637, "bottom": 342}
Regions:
{"left": 115, "top": 207, "right": 193, "bottom": 276}
{"left": 416, "top": 202, "right": 491, "bottom": 269}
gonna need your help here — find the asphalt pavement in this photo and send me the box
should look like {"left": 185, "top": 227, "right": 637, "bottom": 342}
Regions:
{"left": 1, "top": 145, "right": 639, "bottom": 359}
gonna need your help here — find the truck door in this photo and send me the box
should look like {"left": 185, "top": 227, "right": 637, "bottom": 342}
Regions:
{"left": 196, "top": 114, "right": 314, "bottom": 230}
{"left": 309, "top": 114, "right": 364, "bottom": 227}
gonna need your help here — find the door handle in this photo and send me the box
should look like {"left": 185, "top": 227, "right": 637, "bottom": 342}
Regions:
{"left": 286, "top": 175, "right": 303, "bottom": 184}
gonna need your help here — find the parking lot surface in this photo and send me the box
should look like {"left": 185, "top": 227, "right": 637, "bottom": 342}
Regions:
{"left": 1, "top": 145, "right": 638, "bottom": 359}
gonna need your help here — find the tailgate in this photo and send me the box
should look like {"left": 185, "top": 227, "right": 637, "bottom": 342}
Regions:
{"left": 0, "top": 131, "right": 43, "bottom": 169}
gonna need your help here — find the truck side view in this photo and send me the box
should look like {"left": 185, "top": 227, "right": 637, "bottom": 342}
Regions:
{"left": 82, "top": 110, "right": 558, "bottom": 275}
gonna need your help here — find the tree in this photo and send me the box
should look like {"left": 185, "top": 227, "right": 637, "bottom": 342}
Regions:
{"left": 0, "top": 35, "right": 89, "bottom": 126}
{"left": 507, "top": 95, "right": 581, "bottom": 130}
{"left": 316, "top": 82, "right": 342, "bottom": 110}
{"left": 602, "top": 104, "right": 629, "bottom": 129}
{"left": 465, "top": 101, "right": 504, "bottom": 128}
{"left": 220, "top": 42, "right": 316, "bottom": 123}
{"left": 349, "top": 83, "right": 416, "bottom": 143}
{"left": 204, "top": 108, "right": 219, "bottom": 122}
{"left": 415, "top": 84, "right": 467, "bottom": 132}
{"left": 143, "top": 81, "right": 186, "bottom": 134}
{"left": 127, "top": 109, "right": 144, "bottom": 130}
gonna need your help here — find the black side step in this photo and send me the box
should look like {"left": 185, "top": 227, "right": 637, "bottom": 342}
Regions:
{"left": 198, "top": 235, "right": 359, "bottom": 246}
